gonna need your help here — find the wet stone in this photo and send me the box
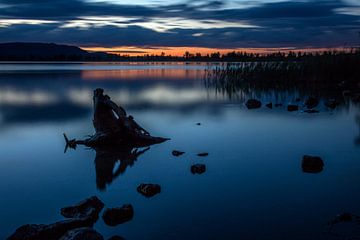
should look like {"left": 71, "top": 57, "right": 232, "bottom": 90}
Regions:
{"left": 197, "top": 152, "right": 209, "bottom": 157}
{"left": 245, "top": 99, "right": 262, "bottom": 109}
{"left": 191, "top": 164, "right": 206, "bottom": 174}
{"left": 265, "top": 103, "right": 273, "bottom": 109}
{"left": 172, "top": 150, "right": 185, "bottom": 156}
{"left": 61, "top": 196, "right": 104, "bottom": 219}
{"left": 287, "top": 105, "right": 299, "bottom": 112}
{"left": 304, "top": 109, "right": 319, "bottom": 113}
{"left": 102, "top": 204, "right": 134, "bottom": 226}
{"left": 108, "top": 236, "right": 126, "bottom": 240}
{"left": 325, "top": 99, "right": 339, "bottom": 109}
{"left": 305, "top": 97, "right": 319, "bottom": 109}
{"left": 137, "top": 183, "right": 161, "bottom": 197}
{"left": 59, "top": 228, "right": 104, "bottom": 240}
{"left": 7, "top": 197, "right": 105, "bottom": 240}
{"left": 302, "top": 155, "right": 324, "bottom": 173}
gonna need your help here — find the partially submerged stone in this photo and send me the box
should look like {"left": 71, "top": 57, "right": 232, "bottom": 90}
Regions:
{"left": 325, "top": 99, "right": 339, "bottom": 109}
{"left": 8, "top": 197, "right": 104, "bottom": 240}
{"left": 61, "top": 196, "right": 104, "bottom": 220}
{"left": 287, "top": 105, "right": 299, "bottom": 112}
{"left": 191, "top": 164, "right": 206, "bottom": 174}
{"left": 305, "top": 97, "right": 319, "bottom": 109}
{"left": 197, "top": 152, "right": 209, "bottom": 157}
{"left": 172, "top": 150, "right": 185, "bottom": 156}
{"left": 7, "top": 219, "right": 96, "bottom": 240}
{"left": 108, "top": 236, "right": 126, "bottom": 240}
{"left": 245, "top": 99, "right": 262, "bottom": 109}
{"left": 304, "top": 109, "right": 319, "bottom": 113}
{"left": 302, "top": 155, "right": 324, "bottom": 173}
{"left": 265, "top": 103, "right": 273, "bottom": 109}
{"left": 59, "top": 228, "right": 104, "bottom": 240}
{"left": 102, "top": 204, "right": 134, "bottom": 226}
{"left": 137, "top": 183, "right": 161, "bottom": 197}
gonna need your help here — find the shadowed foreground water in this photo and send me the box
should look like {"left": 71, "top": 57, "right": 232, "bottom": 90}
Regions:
{"left": 0, "top": 62, "right": 359, "bottom": 240}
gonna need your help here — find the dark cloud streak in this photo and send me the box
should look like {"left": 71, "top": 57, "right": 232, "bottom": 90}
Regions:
{"left": 0, "top": 0, "right": 359, "bottom": 49}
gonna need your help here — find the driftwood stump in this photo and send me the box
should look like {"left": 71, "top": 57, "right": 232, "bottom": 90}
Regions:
{"left": 64, "top": 88, "right": 169, "bottom": 151}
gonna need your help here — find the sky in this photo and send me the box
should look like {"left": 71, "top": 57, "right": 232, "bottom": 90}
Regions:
{"left": 0, "top": 0, "right": 359, "bottom": 55}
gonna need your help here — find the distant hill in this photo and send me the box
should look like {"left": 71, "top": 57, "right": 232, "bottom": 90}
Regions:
{"left": 0, "top": 42, "right": 119, "bottom": 61}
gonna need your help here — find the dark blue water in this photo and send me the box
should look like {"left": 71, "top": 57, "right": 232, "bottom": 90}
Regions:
{"left": 0, "top": 63, "right": 359, "bottom": 239}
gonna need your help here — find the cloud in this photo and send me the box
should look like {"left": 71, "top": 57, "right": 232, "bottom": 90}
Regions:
{"left": 0, "top": 0, "right": 359, "bottom": 48}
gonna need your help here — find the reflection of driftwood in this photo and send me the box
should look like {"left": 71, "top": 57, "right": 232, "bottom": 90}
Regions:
{"left": 95, "top": 146, "right": 149, "bottom": 190}
{"left": 64, "top": 88, "right": 169, "bottom": 151}
{"left": 355, "top": 115, "right": 360, "bottom": 146}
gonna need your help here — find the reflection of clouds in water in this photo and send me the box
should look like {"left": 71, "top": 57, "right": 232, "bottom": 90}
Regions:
{"left": 69, "top": 86, "right": 226, "bottom": 106}
{"left": 0, "top": 88, "right": 58, "bottom": 106}
{"left": 0, "top": 85, "right": 226, "bottom": 107}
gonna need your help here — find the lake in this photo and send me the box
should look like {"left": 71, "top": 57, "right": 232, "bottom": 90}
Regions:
{"left": 0, "top": 62, "right": 359, "bottom": 240}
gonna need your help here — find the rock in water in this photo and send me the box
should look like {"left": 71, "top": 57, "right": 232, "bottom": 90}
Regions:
{"left": 305, "top": 97, "right": 319, "bottom": 109}
{"left": 325, "top": 99, "right": 338, "bottom": 109}
{"left": 191, "top": 164, "right": 206, "bottom": 174}
{"left": 265, "top": 103, "right": 273, "bottom": 109}
{"left": 61, "top": 196, "right": 104, "bottom": 219}
{"left": 137, "top": 183, "right": 161, "bottom": 197}
{"left": 302, "top": 155, "right": 324, "bottom": 173}
{"left": 197, "top": 152, "right": 209, "bottom": 157}
{"left": 245, "top": 99, "right": 262, "bottom": 109}
{"left": 304, "top": 109, "right": 319, "bottom": 113}
{"left": 59, "top": 228, "right": 104, "bottom": 240}
{"left": 287, "top": 105, "right": 299, "bottom": 112}
{"left": 108, "top": 236, "right": 126, "bottom": 240}
{"left": 102, "top": 205, "right": 134, "bottom": 226}
{"left": 7, "top": 197, "right": 105, "bottom": 240}
{"left": 172, "top": 150, "right": 185, "bottom": 156}
{"left": 7, "top": 219, "right": 96, "bottom": 240}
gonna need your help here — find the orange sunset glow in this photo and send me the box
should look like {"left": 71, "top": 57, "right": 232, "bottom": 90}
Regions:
{"left": 81, "top": 46, "right": 345, "bottom": 57}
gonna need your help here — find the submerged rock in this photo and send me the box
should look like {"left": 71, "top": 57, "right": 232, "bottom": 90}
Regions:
{"left": 7, "top": 219, "right": 96, "bottom": 240}
{"left": 191, "top": 164, "right": 206, "bottom": 174}
{"left": 137, "top": 183, "right": 161, "bottom": 197}
{"left": 197, "top": 152, "right": 209, "bottom": 157}
{"left": 108, "top": 236, "right": 126, "bottom": 240}
{"left": 102, "top": 204, "right": 134, "bottom": 226}
{"left": 325, "top": 99, "right": 339, "bottom": 109}
{"left": 196, "top": 122, "right": 201, "bottom": 126}
{"left": 334, "top": 213, "right": 353, "bottom": 223}
{"left": 172, "top": 150, "right": 185, "bottom": 157}
{"left": 59, "top": 228, "right": 104, "bottom": 240}
{"left": 245, "top": 99, "right": 262, "bottom": 109}
{"left": 305, "top": 97, "right": 319, "bottom": 109}
{"left": 8, "top": 197, "right": 104, "bottom": 240}
{"left": 61, "top": 196, "right": 104, "bottom": 220}
{"left": 304, "top": 109, "right": 319, "bottom": 113}
{"left": 302, "top": 155, "right": 324, "bottom": 173}
{"left": 265, "top": 103, "right": 273, "bottom": 109}
{"left": 287, "top": 105, "right": 299, "bottom": 112}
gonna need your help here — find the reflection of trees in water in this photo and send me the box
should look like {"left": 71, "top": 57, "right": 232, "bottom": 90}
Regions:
{"left": 355, "top": 115, "right": 360, "bottom": 146}
{"left": 94, "top": 146, "right": 150, "bottom": 191}
{"left": 204, "top": 58, "right": 360, "bottom": 105}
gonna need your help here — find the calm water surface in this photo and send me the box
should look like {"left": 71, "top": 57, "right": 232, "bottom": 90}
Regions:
{"left": 0, "top": 62, "right": 359, "bottom": 240}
